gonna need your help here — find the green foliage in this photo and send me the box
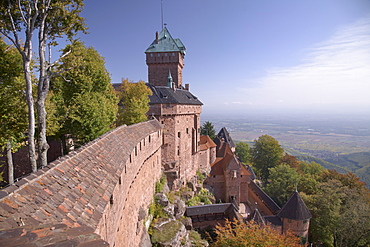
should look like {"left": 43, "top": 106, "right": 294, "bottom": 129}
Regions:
{"left": 196, "top": 169, "right": 206, "bottom": 183}
{"left": 325, "top": 151, "right": 370, "bottom": 187}
{"left": 148, "top": 197, "right": 168, "bottom": 220}
{"left": 1, "top": 0, "right": 88, "bottom": 168}
{"left": 297, "top": 155, "right": 349, "bottom": 174}
{"left": 150, "top": 220, "right": 183, "bottom": 245}
{"left": 117, "top": 79, "right": 152, "bottom": 126}
{"left": 186, "top": 188, "right": 214, "bottom": 206}
{"left": 0, "top": 39, "right": 27, "bottom": 147}
{"left": 200, "top": 121, "right": 216, "bottom": 140}
{"left": 250, "top": 135, "right": 284, "bottom": 182}
{"left": 302, "top": 170, "right": 370, "bottom": 246}
{"left": 0, "top": 39, "right": 28, "bottom": 183}
{"left": 49, "top": 41, "right": 117, "bottom": 146}
{"left": 235, "top": 142, "right": 250, "bottom": 164}
{"left": 265, "top": 164, "right": 300, "bottom": 206}
{"left": 155, "top": 174, "right": 167, "bottom": 193}
{"left": 0, "top": 1, "right": 87, "bottom": 44}
{"left": 189, "top": 230, "right": 208, "bottom": 247}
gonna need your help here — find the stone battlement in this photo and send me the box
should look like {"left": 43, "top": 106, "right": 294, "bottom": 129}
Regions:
{"left": 0, "top": 119, "right": 163, "bottom": 246}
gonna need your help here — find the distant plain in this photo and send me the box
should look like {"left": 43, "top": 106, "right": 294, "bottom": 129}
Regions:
{"left": 202, "top": 113, "right": 370, "bottom": 185}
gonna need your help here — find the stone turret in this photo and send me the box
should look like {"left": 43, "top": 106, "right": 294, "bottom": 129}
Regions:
{"left": 277, "top": 191, "right": 312, "bottom": 243}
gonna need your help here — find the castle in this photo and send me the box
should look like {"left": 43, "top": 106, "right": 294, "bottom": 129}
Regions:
{"left": 144, "top": 27, "right": 311, "bottom": 242}
{"left": 0, "top": 27, "right": 311, "bottom": 246}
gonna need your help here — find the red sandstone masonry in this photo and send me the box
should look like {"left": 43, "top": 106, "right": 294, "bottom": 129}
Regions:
{"left": 0, "top": 119, "right": 163, "bottom": 247}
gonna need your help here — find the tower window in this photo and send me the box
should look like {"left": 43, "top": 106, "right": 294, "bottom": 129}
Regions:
{"left": 178, "top": 132, "right": 181, "bottom": 138}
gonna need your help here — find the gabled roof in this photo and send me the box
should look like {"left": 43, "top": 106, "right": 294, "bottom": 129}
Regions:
{"left": 277, "top": 191, "right": 312, "bottom": 220}
{"left": 210, "top": 152, "right": 233, "bottom": 176}
{"left": 145, "top": 27, "right": 186, "bottom": 55}
{"left": 200, "top": 135, "right": 217, "bottom": 151}
{"left": 147, "top": 84, "right": 203, "bottom": 105}
{"left": 215, "top": 127, "right": 235, "bottom": 148}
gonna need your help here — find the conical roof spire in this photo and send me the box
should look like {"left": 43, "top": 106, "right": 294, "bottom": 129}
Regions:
{"left": 277, "top": 191, "right": 312, "bottom": 220}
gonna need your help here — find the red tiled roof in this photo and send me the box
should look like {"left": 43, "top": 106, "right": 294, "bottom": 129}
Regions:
{"left": 200, "top": 135, "right": 217, "bottom": 151}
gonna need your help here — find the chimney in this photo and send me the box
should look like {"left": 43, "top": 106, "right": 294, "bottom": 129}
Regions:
{"left": 185, "top": 84, "right": 190, "bottom": 91}
{"left": 155, "top": 32, "right": 159, "bottom": 44}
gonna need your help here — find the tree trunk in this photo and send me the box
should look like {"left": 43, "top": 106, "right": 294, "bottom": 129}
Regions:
{"left": 23, "top": 59, "right": 37, "bottom": 172}
{"left": 37, "top": 13, "right": 50, "bottom": 168}
{"left": 6, "top": 139, "right": 14, "bottom": 185}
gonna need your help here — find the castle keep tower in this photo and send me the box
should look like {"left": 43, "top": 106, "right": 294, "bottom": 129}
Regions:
{"left": 145, "top": 27, "right": 185, "bottom": 88}
{"left": 146, "top": 27, "right": 203, "bottom": 189}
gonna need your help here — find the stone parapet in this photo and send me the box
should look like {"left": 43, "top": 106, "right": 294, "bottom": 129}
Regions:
{"left": 0, "top": 120, "right": 163, "bottom": 247}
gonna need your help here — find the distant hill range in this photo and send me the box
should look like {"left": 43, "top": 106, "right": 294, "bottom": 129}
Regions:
{"left": 293, "top": 151, "right": 370, "bottom": 188}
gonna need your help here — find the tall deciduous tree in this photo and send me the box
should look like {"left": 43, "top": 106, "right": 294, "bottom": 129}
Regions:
{"left": 0, "top": 39, "right": 27, "bottom": 184}
{"left": 265, "top": 164, "right": 300, "bottom": 206}
{"left": 117, "top": 79, "right": 152, "bottom": 126}
{"left": 0, "top": 0, "right": 87, "bottom": 170}
{"left": 200, "top": 121, "right": 216, "bottom": 140}
{"left": 49, "top": 41, "right": 117, "bottom": 150}
{"left": 235, "top": 142, "right": 250, "bottom": 164}
{"left": 302, "top": 170, "right": 370, "bottom": 246}
{"left": 250, "top": 135, "right": 284, "bottom": 183}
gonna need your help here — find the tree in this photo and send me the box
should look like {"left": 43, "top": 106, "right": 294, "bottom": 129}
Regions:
{"left": 280, "top": 153, "right": 300, "bottom": 170}
{"left": 213, "top": 219, "right": 301, "bottom": 247}
{"left": 49, "top": 41, "right": 117, "bottom": 150}
{"left": 0, "top": 39, "right": 28, "bottom": 184}
{"left": 200, "top": 121, "right": 216, "bottom": 140}
{"left": 265, "top": 164, "right": 300, "bottom": 206}
{"left": 302, "top": 170, "right": 370, "bottom": 246}
{"left": 250, "top": 135, "right": 284, "bottom": 183}
{"left": 116, "top": 79, "right": 152, "bottom": 126}
{"left": 235, "top": 142, "right": 250, "bottom": 164}
{"left": 0, "top": 0, "right": 87, "bottom": 170}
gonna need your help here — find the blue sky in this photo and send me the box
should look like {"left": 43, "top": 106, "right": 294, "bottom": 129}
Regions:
{"left": 78, "top": 0, "right": 370, "bottom": 116}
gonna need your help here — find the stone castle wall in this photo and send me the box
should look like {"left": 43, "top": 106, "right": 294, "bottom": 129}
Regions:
{"left": 0, "top": 120, "right": 163, "bottom": 247}
{"left": 157, "top": 107, "right": 202, "bottom": 190}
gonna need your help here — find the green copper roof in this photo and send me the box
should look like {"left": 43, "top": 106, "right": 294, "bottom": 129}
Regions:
{"left": 145, "top": 27, "right": 186, "bottom": 55}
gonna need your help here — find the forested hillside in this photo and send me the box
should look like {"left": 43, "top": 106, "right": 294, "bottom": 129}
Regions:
{"left": 324, "top": 152, "right": 370, "bottom": 186}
